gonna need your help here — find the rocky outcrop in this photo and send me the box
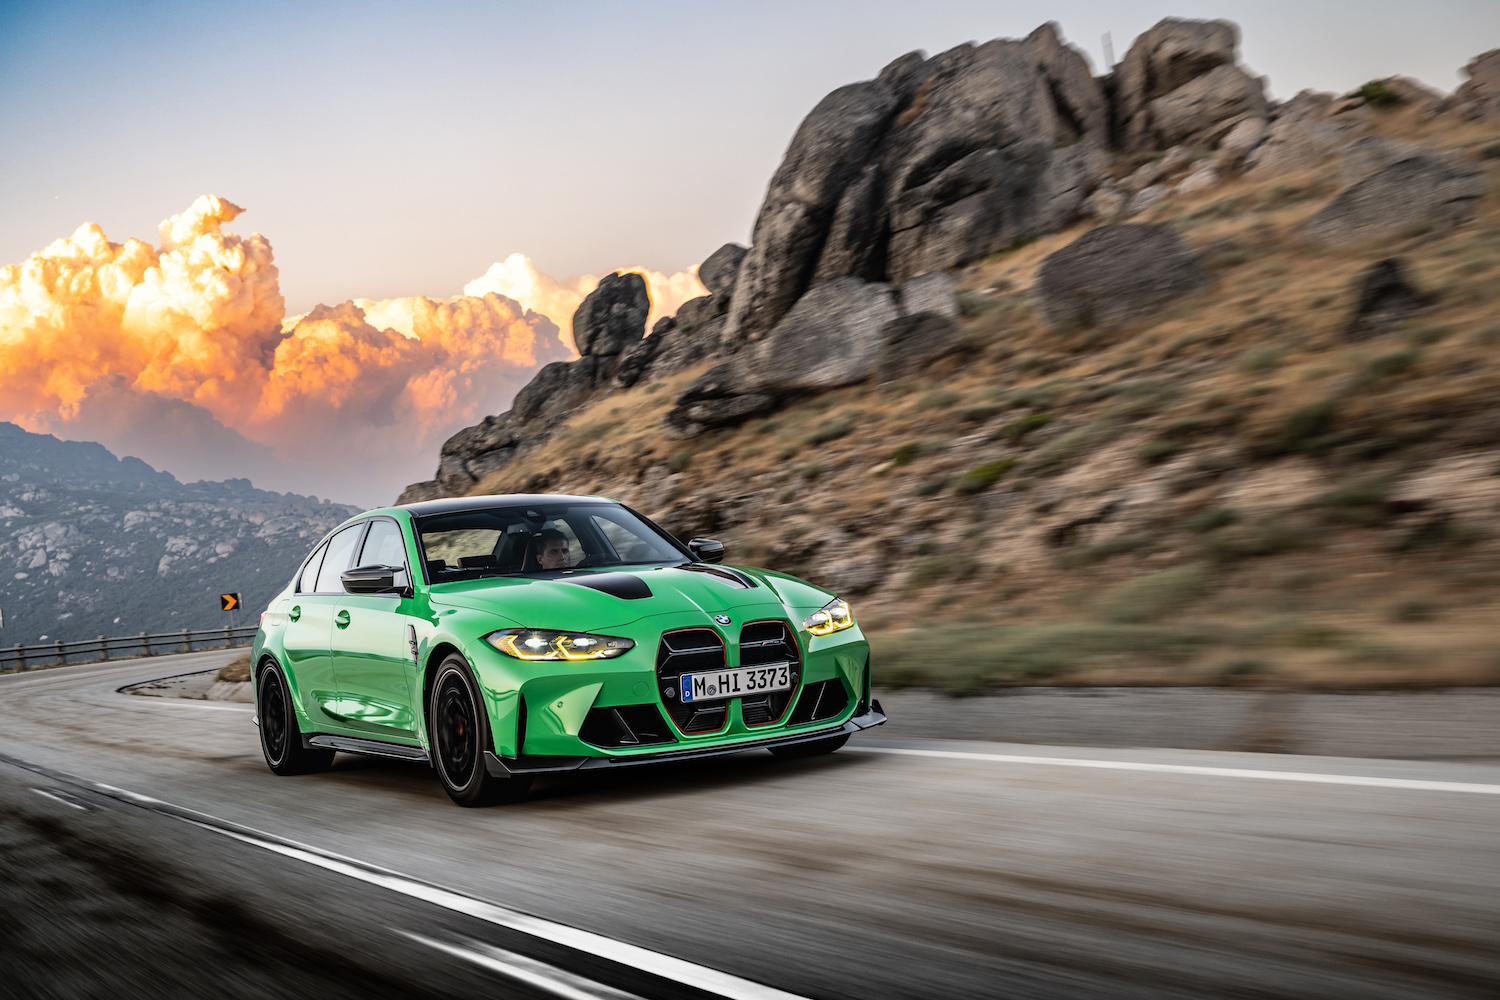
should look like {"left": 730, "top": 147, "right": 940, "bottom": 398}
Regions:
{"left": 1301, "top": 153, "right": 1486, "bottom": 245}
{"left": 722, "top": 60, "right": 924, "bottom": 347}
{"left": 1346, "top": 258, "right": 1424, "bottom": 340}
{"left": 723, "top": 22, "right": 1116, "bottom": 349}
{"left": 1451, "top": 49, "right": 1500, "bottom": 119}
{"left": 665, "top": 275, "right": 964, "bottom": 437}
{"left": 1113, "top": 19, "right": 1265, "bottom": 152}
{"left": 698, "top": 243, "right": 748, "bottom": 296}
{"left": 1035, "top": 224, "right": 1209, "bottom": 331}
{"left": 572, "top": 271, "right": 650, "bottom": 358}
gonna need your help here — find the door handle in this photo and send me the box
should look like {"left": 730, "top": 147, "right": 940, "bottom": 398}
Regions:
{"left": 335, "top": 609, "right": 351, "bottom": 629}
{"left": 289, "top": 605, "right": 301, "bottom": 622}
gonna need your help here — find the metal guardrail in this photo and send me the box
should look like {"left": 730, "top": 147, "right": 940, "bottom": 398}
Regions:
{"left": 0, "top": 625, "right": 259, "bottom": 673}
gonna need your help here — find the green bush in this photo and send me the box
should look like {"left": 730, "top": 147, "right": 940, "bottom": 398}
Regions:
{"left": 1240, "top": 345, "right": 1282, "bottom": 374}
{"left": 803, "top": 417, "right": 853, "bottom": 446}
{"left": 870, "top": 622, "right": 1219, "bottom": 694}
{"left": 917, "top": 390, "right": 963, "bottom": 410}
{"left": 1028, "top": 421, "right": 1112, "bottom": 473}
{"left": 1347, "top": 79, "right": 1404, "bottom": 108}
{"left": 1360, "top": 348, "right": 1420, "bottom": 384}
{"left": 906, "top": 554, "right": 979, "bottom": 590}
{"left": 1265, "top": 399, "right": 1338, "bottom": 455}
{"left": 1000, "top": 413, "right": 1055, "bottom": 441}
{"left": 1137, "top": 439, "right": 1181, "bottom": 464}
{"left": 799, "top": 462, "right": 822, "bottom": 481}
{"left": 668, "top": 450, "right": 692, "bottom": 473}
{"left": 1184, "top": 507, "right": 1239, "bottom": 533}
{"left": 1096, "top": 566, "right": 1208, "bottom": 624}
{"left": 914, "top": 475, "right": 949, "bottom": 496}
{"left": 956, "top": 458, "right": 1018, "bottom": 494}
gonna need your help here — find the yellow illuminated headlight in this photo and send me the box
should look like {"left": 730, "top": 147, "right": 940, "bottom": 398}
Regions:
{"left": 484, "top": 629, "right": 635, "bottom": 661}
{"left": 803, "top": 598, "right": 854, "bottom": 636}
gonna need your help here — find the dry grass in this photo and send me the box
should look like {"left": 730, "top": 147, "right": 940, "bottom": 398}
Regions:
{"left": 457, "top": 109, "right": 1500, "bottom": 689}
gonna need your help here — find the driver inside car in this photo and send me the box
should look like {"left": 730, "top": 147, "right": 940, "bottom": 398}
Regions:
{"left": 534, "top": 527, "right": 571, "bottom": 570}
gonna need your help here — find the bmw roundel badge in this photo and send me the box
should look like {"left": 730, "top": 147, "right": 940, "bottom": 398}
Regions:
{"left": 714, "top": 614, "right": 732, "bottom": 626}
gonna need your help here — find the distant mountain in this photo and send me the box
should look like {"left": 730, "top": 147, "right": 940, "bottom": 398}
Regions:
{"left": 0, "top": 422, "right": 361, "bottom": 644}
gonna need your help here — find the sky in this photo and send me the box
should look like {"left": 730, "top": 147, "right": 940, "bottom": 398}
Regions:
{"left": 1, "top": 0, "right": 1496, "bottom": 506}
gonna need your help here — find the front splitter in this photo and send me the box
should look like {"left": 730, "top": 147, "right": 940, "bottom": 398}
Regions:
{"left": 485, "top": 700, "right": 886, "bottom": 777}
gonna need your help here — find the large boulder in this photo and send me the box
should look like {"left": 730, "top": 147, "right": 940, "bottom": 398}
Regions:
{"left": 1244, "top": 116, "right": 1350, "bottom": 178}
{"left": 1452, "top": 49, "right": 1500, "bottom": 119}
{"left": 1113, "top": 19, "right": 1243, "bottom": 151}
{"left": 1146, "top": 63, "right": 1267, "bottom": 148}
{"left": 727, "top": 24, "right": 1111, "bottom": 345}
{"left": 571, "top": 271, "right": 650, "bottom": 357}
{"left": 1346, "top": 259, "right": 1423, "bottom": 340}
{"left": 509, "top": 356, "right": 602, "bottom": 424}
{"left": 880, "top": 35, "right": 1109, "bottom": 282}
{"left": 1301, "top": 153, "right": 1486, "bottom": 245}
{"left": 879, "top": 312, "right": 966, "bottom": 380}
{"left": 722, "top": 58, "right": 924, "bottom": 347}
{"left": 1036, "top": 224, "right": 1209, "bottom": 330}
{"left": 741, "top": 278, "right": 903, "bottom": 393}
{"left": 697, "top": 243, "right": 748, "bottom": 297}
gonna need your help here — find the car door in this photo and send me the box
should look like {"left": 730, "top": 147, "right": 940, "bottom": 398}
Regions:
{"left": 332, "top": 517, "right": 419, "bottom": 736}
{"left": 283, "top": 522, "right": 365, "bottom": 731}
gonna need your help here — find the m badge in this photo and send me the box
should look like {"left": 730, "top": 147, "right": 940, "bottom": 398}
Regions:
{"left": 220, "top": 593, "right": 240, "bottom": 611}
{"left": 713, "top": 614, "right": 732, "bottom": 626}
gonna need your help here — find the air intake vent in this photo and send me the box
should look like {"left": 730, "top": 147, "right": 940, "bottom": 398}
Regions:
{"left": 786, "top": 679, "right": 849, "bottom": 727}
{"left": 657, "top": 628, "right": 728, "bottom": 734}
{"left": 738, "top": 620, "right": 799, "bottom": 727}
{"left": 579, "top": 705, "right": 677, "bottom": 749}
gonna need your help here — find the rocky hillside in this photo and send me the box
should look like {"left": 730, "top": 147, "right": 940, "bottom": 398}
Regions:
{"left": 0, "top": 423, "right": 358, "bottom": 644}
{"left": 402, "top": 21, "right": 1500, "bottom": 691}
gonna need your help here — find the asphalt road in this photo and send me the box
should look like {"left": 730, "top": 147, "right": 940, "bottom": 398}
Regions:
{"left": 1, "top": 653, "right": 1497, "bottom": 999}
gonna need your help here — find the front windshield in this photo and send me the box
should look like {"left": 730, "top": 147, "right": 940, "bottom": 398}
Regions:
{"left": 415, "top": 503, "right": 689, "bottom": 583}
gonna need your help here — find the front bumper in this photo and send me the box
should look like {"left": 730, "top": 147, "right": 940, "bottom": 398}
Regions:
{"left": 484, "top": 700, "right": 886, "bottom": 776}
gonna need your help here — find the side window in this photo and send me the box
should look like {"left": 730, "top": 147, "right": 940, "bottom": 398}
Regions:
{"left": 592, "top": 515, "right": 653, "bottom": 562}
{"left": 314, "top": 523, "right": 366, "bottom": 594}
{"left": 297, "top": 543, "right": 327, "bottom": 594}
{"left": 357, "top": 519, "right": 410, "bottom": 590}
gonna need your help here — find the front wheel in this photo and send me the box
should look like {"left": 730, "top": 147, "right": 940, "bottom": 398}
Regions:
{"left": 769, "top": 733, "right": 849, "bottom": 759}
{"left": 258, "top": 661, "right": 334, "bottom": 776}
{"left": 430, "top": 655, "right": 531, "bottom": 807}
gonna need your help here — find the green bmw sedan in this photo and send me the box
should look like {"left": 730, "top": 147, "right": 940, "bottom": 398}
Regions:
{"left": 252, "top": 494, "right": 885, "bottom": 805}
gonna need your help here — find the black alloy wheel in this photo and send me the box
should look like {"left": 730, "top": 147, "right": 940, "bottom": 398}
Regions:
{"left": 429, "top": 654, "right": 531, "bottom": 807}
{"left": 258, "top": 661, "right": 334, "bottom": 775}
{"left": 769, "top": 732, "right": 850, "bottom": 758}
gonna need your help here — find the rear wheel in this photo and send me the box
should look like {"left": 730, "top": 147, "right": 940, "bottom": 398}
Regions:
{"left": 258, "top": 662, "right": 335, "bottom": 775}
{"left": 769, "top": 732, "right": 849, "bottom": 758}
{"left": 430, "top": 654, "right": 531, "bottom": 807}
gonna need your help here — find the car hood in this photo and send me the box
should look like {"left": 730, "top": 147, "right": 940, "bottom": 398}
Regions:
{"left": 426, "top": 564, "right": 816, "bottom": 631}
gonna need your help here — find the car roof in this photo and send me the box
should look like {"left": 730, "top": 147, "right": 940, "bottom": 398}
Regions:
{"left": 394, "top": 494, "right": 616, "bottom": 517}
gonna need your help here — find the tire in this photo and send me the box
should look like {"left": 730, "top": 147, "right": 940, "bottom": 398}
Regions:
{"left": 429, "top": 654, "right": 532, "bottom": 807}
{"left": 769, "top": 733, "right": 850, "bottom": 759}
{"left": 258, "top": 661, "right": 335, "bottom": 776}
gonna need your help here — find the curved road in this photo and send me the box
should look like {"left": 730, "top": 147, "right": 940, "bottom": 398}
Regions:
{"left": 2, "top": 652, "right": 1497, "bottom": 999}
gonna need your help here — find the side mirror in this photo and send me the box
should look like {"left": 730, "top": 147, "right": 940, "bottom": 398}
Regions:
{"left": 342, "top": 564, "right": 406, "bottom": 594}
{"left": 688, "top": 538, "right": 725, "bottom": 564}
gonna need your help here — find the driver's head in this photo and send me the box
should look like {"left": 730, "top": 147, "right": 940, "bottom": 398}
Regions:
{"left": 535, "top": 528, "right": 569, "bottom": 570}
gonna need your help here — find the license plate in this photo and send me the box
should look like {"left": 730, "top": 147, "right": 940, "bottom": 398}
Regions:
{"left": 680, "top": 663, "right": 792, "bottom": 702}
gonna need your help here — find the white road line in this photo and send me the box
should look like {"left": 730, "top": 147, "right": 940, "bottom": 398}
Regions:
{"left": 77, "top": 782, "right": 811, "bottom": 1000}
{"left": 117, "top": 697, "right": 254, "bottom": 712}
{"left": 850, "top": 746, "right": 1500, "bottom": 795}
{"left": 400, "top": 930, "right": 643, "bottom": 1000}
{"left": 31, "top": 788, "right": 87, "bottom": 810}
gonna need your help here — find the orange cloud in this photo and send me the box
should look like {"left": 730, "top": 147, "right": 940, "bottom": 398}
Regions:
{"left": 462, "top": 252, "right": 706, "bottom": 351}
{"left": 0, "top": 196, "right": 695, "bottom": 502}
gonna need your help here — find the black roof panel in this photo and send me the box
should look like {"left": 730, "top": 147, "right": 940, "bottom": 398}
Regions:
{"left": 397, "top": 494, "right": 615, "bottom": 517}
